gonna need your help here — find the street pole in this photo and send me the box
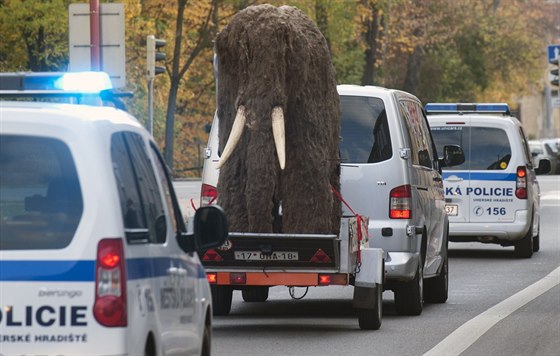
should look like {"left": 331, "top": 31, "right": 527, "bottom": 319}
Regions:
{"left": 148, "top": 77, "right": 154, "bottom": 135}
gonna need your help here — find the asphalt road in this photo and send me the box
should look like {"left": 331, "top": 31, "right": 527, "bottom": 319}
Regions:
{"left": 173, "top": 176, "right": 560, "bottom": 356}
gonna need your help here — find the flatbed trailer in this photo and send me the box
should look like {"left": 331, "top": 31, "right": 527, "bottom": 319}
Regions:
{"left": 201, "top": 216, "right": 385, "bottom": 330}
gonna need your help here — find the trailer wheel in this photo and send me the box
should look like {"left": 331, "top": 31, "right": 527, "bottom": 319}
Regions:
{"left": 211, "top": 285, "right": 233, "bottom": 316}
{"left": 242, "top": 286, "right": 269, "bottom": 302}
{"left": 357, "top": 284, "right": 382, "bottom": 330}
{"left": 394, "top": 257, "right": 423, "bottom": 316}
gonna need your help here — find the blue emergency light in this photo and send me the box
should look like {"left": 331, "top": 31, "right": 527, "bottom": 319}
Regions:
{"left": 0, "top": 71, "right": 131, "bottom": 110}
{"left": 0, "top": 71, "right": 113, "bottom": 92}
{"left": 425, "top": 103, "right": 510, "bottom": 115}
{"left": 54, "top": 71, "right": 113, "bottom": 92}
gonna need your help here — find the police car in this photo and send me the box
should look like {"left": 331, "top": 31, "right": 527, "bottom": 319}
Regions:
{"left": 0, "top": 72, "right": 228, "bottom": 355}
{"left": 427, "top": 103, "right": 551, "bottom": 258}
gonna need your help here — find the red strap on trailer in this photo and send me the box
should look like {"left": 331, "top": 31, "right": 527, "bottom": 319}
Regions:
{"left": 331, "top": 186, "right": 367, "bottom": 271}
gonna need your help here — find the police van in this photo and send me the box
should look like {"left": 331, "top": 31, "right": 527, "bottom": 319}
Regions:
{"left": 426, "top": 103, "right": 551, "bottom": 258}
{"left": 0, "top": 72, "right": 228, "bottom": 356}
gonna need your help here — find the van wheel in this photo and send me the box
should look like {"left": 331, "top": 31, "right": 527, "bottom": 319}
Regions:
{"left": 144, "top": 335, "right": 156, "bottom": 356}
{"left": 394, "top": 257, "right": 423, "bottom": 315}
{"left": 424, "top": 253, "right": 448, "bottom": 303}
{"left": 242, "top": 286, "right": 269, "bottom": 302}
{"left": 211, "top": 285, "right": 233, "bottom": 316}
{"left": 514, "top": 230, "right": 533, "bottom": 258}
{"left": 424, "top": 229, "right": 449, "bottom": 303}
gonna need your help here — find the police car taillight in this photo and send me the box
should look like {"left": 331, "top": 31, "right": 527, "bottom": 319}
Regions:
{"left": 515, "top": 166, "right": 528, "bottom": 199}
{"left": 390, "top": 185, "right": 412, "bottom": 219}
{"left": 200, "top": 183, "right": 218, "bottom": 206}
{"left": 94, "top": 238, "right": 127, "bottom": 327}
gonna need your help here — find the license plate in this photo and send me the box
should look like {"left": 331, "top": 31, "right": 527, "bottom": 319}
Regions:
{"left": 445, "top": 204, "right": 458, "bottom": 216}
{"left": 234, "top": 251, "right": 299, "bottom": 261}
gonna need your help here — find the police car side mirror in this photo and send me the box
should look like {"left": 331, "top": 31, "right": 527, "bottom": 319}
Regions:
{"left": 179, "top": 205, "right": 228, "bottom": 253}
{"left": 441, "top": 145, "right": 465, "bottom": 167}
{"left": 535, "top": 159, "right": 551, "bottom": 175}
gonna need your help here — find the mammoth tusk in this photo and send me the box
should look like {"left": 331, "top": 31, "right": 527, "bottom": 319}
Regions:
{"left": 217, "top": 105, "right": 246, "bottom": 169}
{"left": 272, "top": 106, "right": 286, "bottom": 170}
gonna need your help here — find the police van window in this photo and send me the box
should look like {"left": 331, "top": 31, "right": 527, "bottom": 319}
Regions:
{"left": 112, "top": 133, "right": 147, "bottom": 233}
{"left": 431, "top": 126, "right": 470, "bottom": 171}
{"left": 111, "top": 132, "right": 166, "bottom": 244}
{"left": 0, "top": 135, "right": 83, "bottom": 250}
{"left": 339, "top": 96, "right": 392, "bottom": 163}
{"left": 399, "top": 100, "right": 433, "bottom": 168}
{"left": 150, "top": 144, "right": 177, "bottom": 233}
{"left": 470, "top": 127, "right": 511, "bottom": 170}
{"left": 518, "top": 127, "right": 532, "bottom": 166}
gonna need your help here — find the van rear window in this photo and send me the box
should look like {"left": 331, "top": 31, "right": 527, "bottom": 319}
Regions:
{"left": 0, "top": 135, "right": 82, "bottom": 250}
{"left": 339, "top": 96, "right": 392, "bottom": 163}
{"left": 431, "top": 126, "right": 512, "bottom": 170}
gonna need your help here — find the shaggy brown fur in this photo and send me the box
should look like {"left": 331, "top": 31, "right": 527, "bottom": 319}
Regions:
{"left": 215, "top": 4, "right": 341, "bottom": 234}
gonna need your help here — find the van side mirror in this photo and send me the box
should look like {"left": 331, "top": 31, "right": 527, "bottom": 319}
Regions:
{"left": 441, "top": 145, "right": 465, "bottom": 167}
{"left": 535, "top": 159, "right": 551, "bottom": 175}
{"left": 178, "top": 205, "right": 229, "bottom": 253}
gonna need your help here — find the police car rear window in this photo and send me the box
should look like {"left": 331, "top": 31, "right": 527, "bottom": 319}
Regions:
{"left": 0, "top": 135, "right": 83, "bottom": 250}
{"left": 339, "top": 96, "right": 392, "bottom": 163}
{"left": 431, "top": 126, "right": 512, "bottom": 170}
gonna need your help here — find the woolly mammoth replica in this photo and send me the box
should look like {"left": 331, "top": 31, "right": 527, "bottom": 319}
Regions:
{"left": 215, "top": 4, "right": 341, "bottom": 234}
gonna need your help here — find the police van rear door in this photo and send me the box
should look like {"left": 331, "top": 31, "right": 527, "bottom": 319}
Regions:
{"left": 430, "top": 119, "right": 472, "bottom": 223}
{"left": 465, "top": 120, "right": 517, "bottom": 223}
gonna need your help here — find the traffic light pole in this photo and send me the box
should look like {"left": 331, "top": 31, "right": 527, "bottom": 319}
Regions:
{"left": 148, "top": 77, "right": 154, "bottom": 135}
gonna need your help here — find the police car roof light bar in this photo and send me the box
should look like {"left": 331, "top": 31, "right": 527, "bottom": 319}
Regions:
{"left": 425, "top": 103, "right": 510, "bottom": 116}
{"left": 0, "top": 71, "right": 132, "bottom": 110}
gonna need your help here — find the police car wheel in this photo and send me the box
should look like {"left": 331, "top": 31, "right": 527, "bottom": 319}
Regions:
{"left": 514, "top": 231, "right": 533, "bottom": 258}
{"left": 533, "top": 234, "right": 540, "bottom": 252}
{"left": 201, "top": 322, "right": 211, "bottom": 356}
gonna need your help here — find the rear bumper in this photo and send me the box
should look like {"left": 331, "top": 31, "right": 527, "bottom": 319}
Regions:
{"left": 449, "top": 210, "right": 531, "bottom": 242}
{"left": 384, "top": 252, "right": 419, "bottom": 282}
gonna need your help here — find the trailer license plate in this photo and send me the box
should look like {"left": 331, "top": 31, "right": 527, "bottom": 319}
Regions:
{"left": 234, "top": 251, "right": 299, "bottom": 261}
{"left": 445, "top": 204, "right": 458, "bottom": 216}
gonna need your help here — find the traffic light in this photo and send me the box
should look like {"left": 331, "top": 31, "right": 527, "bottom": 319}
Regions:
{"left": 147, "top": 35, "right": 166, "bottom": 79}
{"left": 551, "top": 58, "right": 559, "bottom": 90}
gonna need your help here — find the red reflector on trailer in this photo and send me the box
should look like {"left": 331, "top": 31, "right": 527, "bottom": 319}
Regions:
{"left": 230, "top": 272, "right": 246, "bottom": 284}
{"left": 207, "top": 273, "right": 217, "bottom": 284}
{"left": 310, "top": 249, "right": 332, "bottom": 263}
{"left": 318, "top": 275, "right": 331, "bottom": 286}
{"left": 202, "top": 249, "right": 223, "bottom": 262}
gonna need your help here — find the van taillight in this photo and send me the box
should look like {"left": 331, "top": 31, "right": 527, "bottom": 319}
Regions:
{"left": 515, "top": 166, "right": 527, "bottom": 199}
{"left": 94, "top": 238, "right": 127, "bottom": 327}
{"left": 390, "top": 185, "right": 412, "bottom": 219}
{"left": 201, "top": 183, "right": 218, "bottom": 206}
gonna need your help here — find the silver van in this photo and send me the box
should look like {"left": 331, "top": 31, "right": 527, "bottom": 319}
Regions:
{"left": 201, "top": 85, "right": 463, "bottom": 315}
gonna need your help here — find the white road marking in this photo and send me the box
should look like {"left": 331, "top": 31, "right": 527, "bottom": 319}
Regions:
{"left": 423, "top": 266, "right": 560, "bottom": 356}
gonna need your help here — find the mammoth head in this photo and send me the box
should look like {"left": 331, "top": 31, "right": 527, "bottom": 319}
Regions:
{"left": 216, "top": 105, "right": 286, "bottom": 170}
